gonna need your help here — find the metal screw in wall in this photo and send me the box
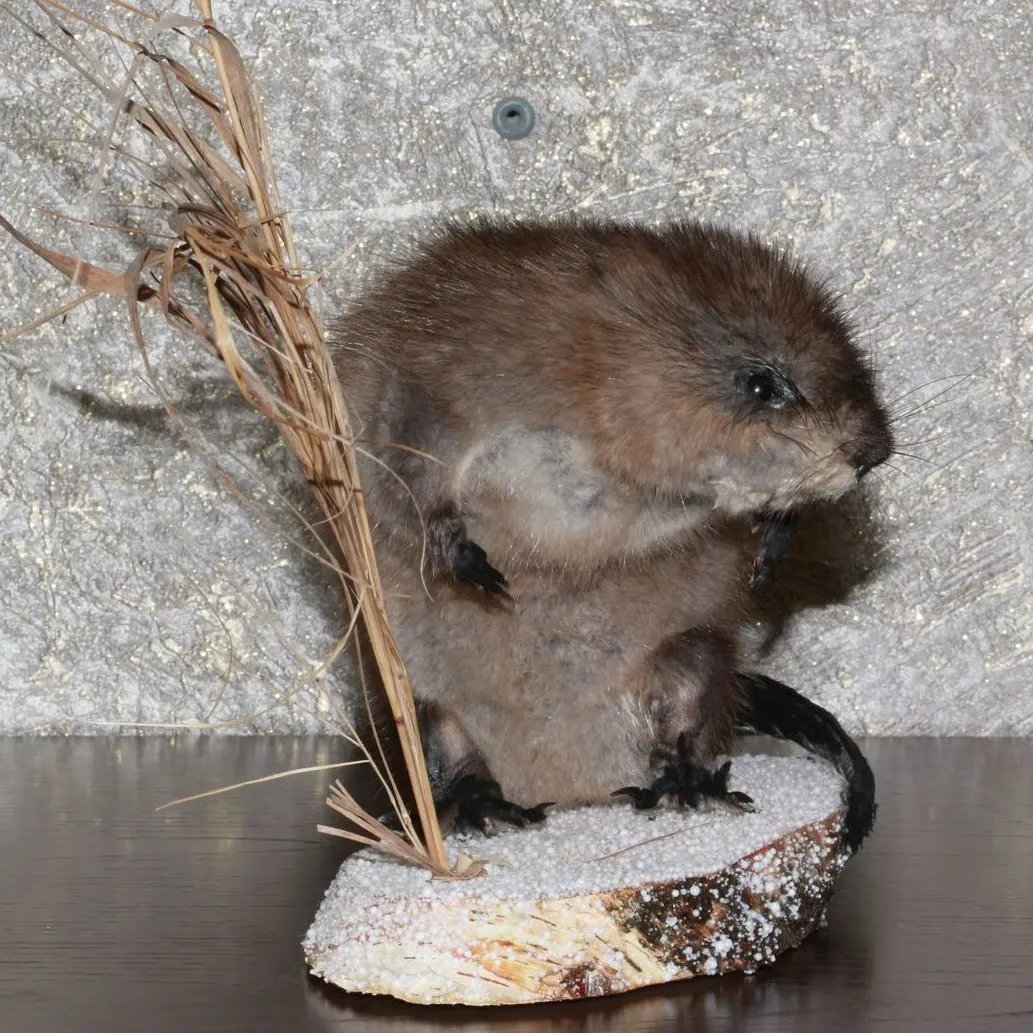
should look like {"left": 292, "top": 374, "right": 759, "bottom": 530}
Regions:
{"left": 492, "top": 98, "right": 536, "bottom": 140}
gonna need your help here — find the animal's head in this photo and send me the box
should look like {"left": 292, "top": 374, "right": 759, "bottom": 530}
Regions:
{"left": 586, "top": 222, "right": 893, "bottom": 515}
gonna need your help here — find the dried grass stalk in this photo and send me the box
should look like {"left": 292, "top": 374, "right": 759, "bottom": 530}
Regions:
{"left": 1, "top": 1, "right": 465, "bottom": 878}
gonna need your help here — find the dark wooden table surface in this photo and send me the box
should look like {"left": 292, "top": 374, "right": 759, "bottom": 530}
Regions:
{"left": 2, "top": 737, "right": 1031, "bottom": 1033}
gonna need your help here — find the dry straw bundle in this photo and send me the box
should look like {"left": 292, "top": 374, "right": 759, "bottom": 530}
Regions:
{"left": 1, "top": 0, "right": 472, "bottom": 879}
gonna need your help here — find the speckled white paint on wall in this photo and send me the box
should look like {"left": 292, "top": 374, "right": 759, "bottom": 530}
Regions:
{"left": 0, "top": 1, "right": 1030, "bottom": 733}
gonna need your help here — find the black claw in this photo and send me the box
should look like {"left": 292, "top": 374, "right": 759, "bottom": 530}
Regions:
{"left": 612, "top": 785, "right": 660, "bottom": 809}
{"left": 441, "top": 775, "right": 550, "bottom": 834}
{"left": 454, "top": 540, "right": 511, "bottom": 599}
{"left": 521, "top": 801, "right": 555, "bottom": 823}
{"left": 726, "top": 790, "right": 756, "bottom": 811}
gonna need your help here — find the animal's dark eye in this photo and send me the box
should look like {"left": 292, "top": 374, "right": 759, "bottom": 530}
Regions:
{"left": 746, "top": 370, "right": 777, "bottom": 404}
{"left": 736, "top": 364, "right": 796, "bottom": 410}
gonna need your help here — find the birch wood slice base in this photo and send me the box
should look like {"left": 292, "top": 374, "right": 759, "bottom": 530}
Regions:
{"left": 303, "top": 755, "right": 853, "bottom": 1006}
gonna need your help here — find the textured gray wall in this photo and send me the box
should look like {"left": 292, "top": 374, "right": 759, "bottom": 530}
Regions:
{"left": 1, "top": 1, "right": 1030, "bottom": 734}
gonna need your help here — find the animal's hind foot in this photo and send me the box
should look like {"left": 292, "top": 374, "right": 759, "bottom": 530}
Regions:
{"left": 439, "top": 774, "right": 551, "bottom": 835}
{"left": 614, "top": 758, "right": 754, "bottom": 813}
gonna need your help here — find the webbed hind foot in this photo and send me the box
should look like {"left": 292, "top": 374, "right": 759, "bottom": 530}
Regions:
{"left": 614, "top": 756, "right": 754, "bottom": 813}
{"left": 439, "top": 774, "right": 552, "bottom": 835}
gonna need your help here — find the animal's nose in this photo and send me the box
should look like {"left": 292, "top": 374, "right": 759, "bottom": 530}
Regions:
{"left": 851, "top": 421, "right": 894, "bottom": 479}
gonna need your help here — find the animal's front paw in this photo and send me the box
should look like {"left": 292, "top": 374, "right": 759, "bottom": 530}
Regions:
{"left": 440, "top": 774, "right": 551, "bottom": 835}
{"left": 614, "top": 759, "right": 754, "bottom": 813}
{"left": 454, "top": 539, "right": 510, "bottom": 599}
{"left": 749, "top": 510, "right": 799, "bottom": 590}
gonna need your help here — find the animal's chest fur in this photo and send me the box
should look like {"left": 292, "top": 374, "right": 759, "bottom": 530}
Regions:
{"left": 451, "top": 426, "right": 715, "bottom": 575}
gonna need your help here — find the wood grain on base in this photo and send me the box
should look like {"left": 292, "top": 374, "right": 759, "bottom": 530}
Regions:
{"left": 305, "top": 806, "right": 848, "bottom": 1006}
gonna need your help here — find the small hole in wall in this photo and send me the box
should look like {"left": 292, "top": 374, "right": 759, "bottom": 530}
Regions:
{"left": 492, "top": 97, "right": 536, "bottom": 140}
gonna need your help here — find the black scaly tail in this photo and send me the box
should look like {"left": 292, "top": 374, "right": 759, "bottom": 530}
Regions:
{"left": 734, "top": 672, "right": 876, "bottom": 853}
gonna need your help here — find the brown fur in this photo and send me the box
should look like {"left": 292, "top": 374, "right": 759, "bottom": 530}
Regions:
{"left": 332, "top": 217, "right": 892, "bottom": 814}
{"left": 380, "top": 534, "right": 749, "bottom": 806}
